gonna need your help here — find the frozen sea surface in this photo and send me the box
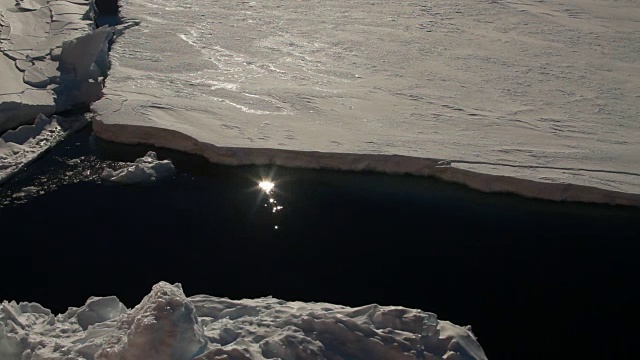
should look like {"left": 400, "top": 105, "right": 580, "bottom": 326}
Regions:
{"left": 94, "top": 0, "right": 640, "bottom": 205}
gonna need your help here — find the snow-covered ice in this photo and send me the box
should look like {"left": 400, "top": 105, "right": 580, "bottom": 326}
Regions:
{"left": 0, "top": 0, "right": 123, "bottom": 183}
{"left": 0, "top": 282, "right": 487, "bottom": 360}
{"left": 101, "top": 150, "right": 175, "bottom": 184}
{"left": 0, "top": 0, "right": 115, "bottom": 132}
{"left": 93, "top": 0, "right": 640, "bottom": 206}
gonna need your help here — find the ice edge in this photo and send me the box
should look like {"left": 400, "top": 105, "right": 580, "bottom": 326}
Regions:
{"left": 93, "top": 119, "right": 640, "bottom": 207}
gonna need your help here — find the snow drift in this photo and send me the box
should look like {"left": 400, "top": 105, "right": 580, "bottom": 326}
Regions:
{"left": 0, "top": 282, "right": 487, "bottom": 360}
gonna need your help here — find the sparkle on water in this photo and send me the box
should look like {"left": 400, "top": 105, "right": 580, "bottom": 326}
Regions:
{"left": 256, "top": 179, "right": 283, "bottom": 229}
{"left": 258, "top": 180, "right": 275, "bottom": 194}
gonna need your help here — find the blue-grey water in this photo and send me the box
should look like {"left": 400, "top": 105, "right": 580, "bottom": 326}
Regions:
{"left": 0, "top": 127, "right": 638, "bottom": 359}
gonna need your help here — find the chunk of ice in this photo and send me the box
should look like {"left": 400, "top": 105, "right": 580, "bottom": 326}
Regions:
{"left": 101, "top": 151, "right": 175, "bottom": 184}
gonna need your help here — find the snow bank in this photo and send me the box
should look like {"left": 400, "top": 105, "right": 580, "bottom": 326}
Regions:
{"left": 101, "top": 151, "right": 175, "bottom": 184}
{"left": 0, "top": 282, "right": 487, "bottom": 360}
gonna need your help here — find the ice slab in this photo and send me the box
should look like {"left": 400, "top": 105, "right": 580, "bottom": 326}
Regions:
{"left": 94, "top": 0, "right": 640, "bottom": 206}
{"left": 0, "top": 89, "right": 56, "bottom": 132}
{"left": 16, "top": 0, "right": 48, "bottom": 12}
{"left": 0, "top": 0, "right": 113, "bottom": 133}
{"left": 101, "top": 151, "right": 175, "bottom": 184}
{"left": 0, "top": 282, "right": 487, "bottom": 360}
{"left": 0, "top": 55, "right": 27, "bottom": 95}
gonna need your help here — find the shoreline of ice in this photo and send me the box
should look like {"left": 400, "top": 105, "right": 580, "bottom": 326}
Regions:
{"left": 0, "top": 282, "right": 487, "bottom": 360}
{"left": 93, "top": 119, "right": 640, "bottom": 207}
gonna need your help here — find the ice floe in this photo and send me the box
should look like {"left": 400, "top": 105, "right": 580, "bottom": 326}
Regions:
{"left": 101, "top": 151, "right": 175, "bottom": 184}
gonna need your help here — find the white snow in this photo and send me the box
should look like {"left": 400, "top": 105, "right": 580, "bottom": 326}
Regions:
{"left": 0, "top": 282, "right": 487, "bottom": 360}
{"left": 92, "top": 0, "right": 640, "bottom": 206}
{"left": 101, "top": 151, "right": 175, "bottom": 184}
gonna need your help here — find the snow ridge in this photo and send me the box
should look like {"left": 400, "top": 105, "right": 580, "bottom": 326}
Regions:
{"left": 0, "top": 282, "right": 487, "bottom": 360}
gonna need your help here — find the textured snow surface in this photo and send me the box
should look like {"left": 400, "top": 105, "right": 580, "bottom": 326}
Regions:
{"left": 0, "top": 0, "right": 113, "bottom": 132}
{"left": 101, "top": 150, "right": 175, "bottom": 183}
{"left": 0, "top": 282, "right": 486, "bottom": 360}
{"left": 93, "top": 0, "right": 640, "bottom": 206}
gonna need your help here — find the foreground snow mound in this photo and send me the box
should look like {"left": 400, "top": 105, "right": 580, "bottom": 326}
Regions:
{"left": 101, "top": 151, "right": 175, "bottom": 184}
{"left": 0, "top": 282, "right": 487, "bottom": 360}
{"left": 94, "top": 283, "right": 208, "bottom": 360}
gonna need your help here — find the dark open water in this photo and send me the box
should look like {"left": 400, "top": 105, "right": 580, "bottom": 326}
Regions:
{"left": 1, "top": 127, "right": 638, "bottom": 359}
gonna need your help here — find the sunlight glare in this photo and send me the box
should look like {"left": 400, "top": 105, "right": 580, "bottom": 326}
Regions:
{"left": 258, "top": 180, "right": 275, "bottom": 194}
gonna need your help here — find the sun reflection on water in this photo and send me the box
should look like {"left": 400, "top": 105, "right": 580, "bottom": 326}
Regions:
{"left": 257, "top": 179, "right": 283, "bottom": 229}
{"left": 258, "top": 180, "right": 275, "bottom": 194}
